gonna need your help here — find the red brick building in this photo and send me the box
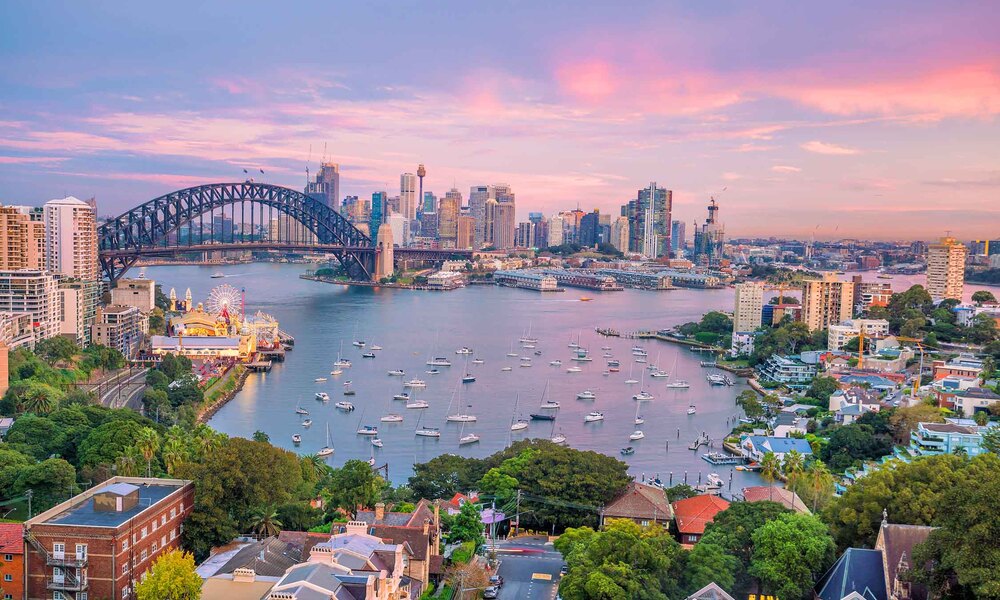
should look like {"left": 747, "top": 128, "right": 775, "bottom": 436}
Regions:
{"left": 0, "top": 523, "right": 24, "bottom": 600}
{"left": 671, "top": 494, "right": 730, "bottom": 546}
{"left": 23, "top": 477, "right": 194, "bottom": 600}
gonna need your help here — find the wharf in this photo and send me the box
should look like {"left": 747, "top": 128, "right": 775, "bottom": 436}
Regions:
{"left": 259, "top": 347, "right": 286, "bottom": 362}
{"left": 246, "top": 360, "right": 273, "bottom": 372}
{"left": 701, "top": 452, "right": 744, "bottom": 465}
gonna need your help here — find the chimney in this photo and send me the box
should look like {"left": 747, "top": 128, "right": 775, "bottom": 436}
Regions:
{"left": 232, "top": 567, "right": 256, "bottom": 583}
{"left": 375, "top": 502, "right": 385, "bottom": 522}
{"left": 423, "top": 518, "right": 430, "bottom": 535}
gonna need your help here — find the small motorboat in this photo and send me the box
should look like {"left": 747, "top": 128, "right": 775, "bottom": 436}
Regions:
{"left": 579, "top": 296, "right": 593, "bottom": 302}
{"left": 576, "top": 390, "right": 596, "bottom": 400}
{"left": 370, "top": 345, "right": 383, "bottom": 350}
{"left": 352, "top": 340, "right": 366, "bottom": 348}
{"left": 566, "top": 367, "right": 582, "bottom": 373}
{"left": 334, "top": 358, "right": 351, "bottom": 367}
{"left": 687, "top": 405, "right": 697, "bottom": 415}
{"left": 343, "top": 388, "right": 356, "bottom": 396}
{"left": 343, "top": 380, "right": 352, "bottom": 386}
{"left": 462, "top": 374, "right": 476, "bottom": 383}
{"left": 292, "top": 434, "right": 301, "bottom": 444}
{"left": 607, "top": 359, "right": 621, "bottom": 367}
{"left": 211, "top": 272, "right": 225, "bottom": 278}
{"left": 315, "top": 392, "right": 329, "bottom": 402}
{"left": 635, "top": 415, "right": 645, "bottom": 425}
{"left": 446, "top": 414, "right": 478, "bottom": 422}
{"left": 602, "top": 353, "right": 613, "bottom": 358}
{"left": 551, "top": 432, "right": 567, "bottom": 444}
{"left": 650, "top": 370, "right": 669, "bottom": 378}
{"left": 335, "top": 401, "right": 355, "bottom": 411}
{"left": 620, "top": 446, "right": 635, "bottom": 456}
{"left": 362, "top": 352, "right": 376, "bottom": 358}
{"left": 405, "top": 400, "right": 430, "bottom": 409}
{"left": 356, "top": 425, "right": 379, "bottom": 436}
{"left": 472, "top": 358, "right": 485, "bottom": 365}
{"left": 584, "top": 412, "right": 605, "bottom": 423}
{"left": 459, "top": 433, "right": 480, "bottom": 445}
{"left": 550, "top": 360, "right": 562, "bottom": 366}
{"left": 380, "top": 413, "right": 404, "bottom": 422}
{"left": 523, "top": 344, "right": 536, "bottom": 349}
{"left": 426, "top": 369, "right": 441, "bottom": 375}
{"left": 301, "top": 419, "right": 313, "bottom": 427}
{"left": 295, "top": 407, "right": 309, "bottom": 415}
{"left": 540, "top": 401, "right": 560, "bottom": 409}
{"left": 609, "top": 367, "right": 620, "bottom": 372}
{"left": 706, "top": 473, "right": 724, "bottom": 488}
{"left": 501, "top": 366, "right": 513, "bottom": 371}
{"left": 519, "top": 362, "right": 532, "bottom": 368}
{"left": 629, "top": 430, "right": 645, "bottom": 441}
{"left": 426, "top": 357, "right": 452, "bottom": 366}
{"left": 371, "top": 438, "right": 383, "bottom": 448}
{"left": 530, "top": 413, "right": 556, "bottom": 421}
{"left": 387, "top": 369, "right": 405, "bottom": 377}
{"left": 635, "top": 357, "right": 647, "bottom": 364}
{"left": 624, "top": 378, "right": 638, "bottom": 384}
{"left": 330, "top": 368, "right": 343, "bottom": 376}
{"left": 415, "top": 427, "right": 441, "bottom": 438}
{"left": 534, "top": 350, "right": 542, "bottom": 356}
{"left": 455, "top": 347, "right": 474, "bottom": 355}
{"left": 393, "top": 392, "right": 410, "bottom": 401}
{"left": 666, "top": 381, "right": 691, "bottom": 389}
{"left": 633, "top": 391, "right": 654, "bottom": 401}
{"left": 601, "top": 346, "right": 611, "bottom": 350}
{"left": 404, "top": 379, "right": 427, "bottom": 388}
{"left": 317, "top": 447, "right": 334, "bottom": 457}
{"left": 510, "top": 420, "right": 529, "bottom": 431}
{"left": 314, "top": 377, "right": 327, "bottom": 382}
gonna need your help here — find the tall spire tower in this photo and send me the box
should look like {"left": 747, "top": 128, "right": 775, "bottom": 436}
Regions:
{"left": 417, "top": 164, "right": 427, "bottom": 215}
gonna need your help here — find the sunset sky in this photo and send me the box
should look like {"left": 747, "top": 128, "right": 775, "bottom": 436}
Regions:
{"left": 1, "top": 1, "right": 998, "bottom": 239}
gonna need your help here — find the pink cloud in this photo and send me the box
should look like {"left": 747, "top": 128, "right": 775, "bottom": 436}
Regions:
{"left": 800, "top": 140, "right": 861, "bottom": 155}
{"left": 771, "top": 165, "right": 802, "bottom": 173}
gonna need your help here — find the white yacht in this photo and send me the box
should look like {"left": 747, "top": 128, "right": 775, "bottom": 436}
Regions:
{"left": 315, "top": 392, "right": 329, "bottom": 402}
{"left": 625, "top": 378, "right": 639, "bottom": 384}
{"left": 415, "top": 427, "right": 440, "bottom": 438}
{"left": 551, "top": 432, "right": 567, "bottom": 444}
{"left": 633, "top": 390, "right": 654, "bottom": 401}
{"left": 393, "top": 392, "right": 410, "bottom": 401}
{"left": 330, "top": 368, "right": 343, "bottom": 376}
{"left": 576, "top": 390, "right": 597, "bottom": 400}
{"left": 584, "top": 411, "right": 605, "bottom": 422}
{"left": 404, "top": 379, "right": 427, "bottom": 388}
{"left": 459, "top": 433, "right": 480, "bottom": 445}
{"left": 387, "top": 369, "right": 405, "bottom": 376}
{"left": 314, "top": 377, "right": 327, "bottom": 382}
{"left": 650, "top": 370, "right": 670, "bottom": 378}
{"left": 687, "top": 405, "right": 697, "bottom": 415}
{"left": 446, "top": 414, "right": 477, "bottom": 423}
{"left": 371, "top": 438, "right": 383, "bottom": 448}
{"left": 472, "top": 358, "right": 484, "bottom": 365}
{"left": 566, "top": 366, "right": 582, "bottom": 373}
{"left": 380, "top": 413, "right": 404, "bottom": 422}
{"left": 666, "top": 380, "right": 691, "bottom": 389}
{"left": 501, "top": 366, "right": 513, "bottom": 372}
{"left": 549, "top": 360, "right": 562, "bottom": 366}
{"left": 352, "top": 340, "right": 366, "bottom": 348}
{"left": 405, "top": 400, "right": 430, "bottom": 409}
{"left": 426, "top": 357, "right": 452, "bottom": 366}
{"left": 455, "top": 347, "right": 474, "bottom": 355}
{"left": 511, "top": 419, "right": 529, "bottom": 431}
{"left": 301, "top": 419, "right": 313, "bottom": 427}
{"left": 540, "top": 400, "right": 560, "bottom": 409}
{"left": 357, "top": 425, "right": 378, "bottom": 436}
{"left": 370, "top": 345, "right": 383, "bottom": 351}
{"left": 334, "top": 358, "right": 351, "bottom": 367}
{"left": 317, "top": 423, "right": 334, "bottom": 457}
{"left": 335, "top": 401, "right": 355, "bottom": 411}
{"left": 629, "top": 430, "right": 645, "bottom": 441}
{"left": 292, "top": 434, "right": 301, "bottom": 444}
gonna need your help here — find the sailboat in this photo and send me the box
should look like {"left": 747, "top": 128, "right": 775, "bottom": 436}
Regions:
{"left": 333, "top": 341, "right": 351, "bottom": 368}
{"left": 664, "top": 353, "right": 690, "bottom": 388}
{"left": 506, "top": 341, "right": 519, "bottom": 358}
{"left": 519, "top": 322, "right": 538, "bottom": 345}
{"left": 510, "top": 393, "right": 529, "bottom": 431}
{"left": 414, "top": 411, "right": 440, "bottom": 438}
{"left": 632, "top": 369, "right": 654, "bottom": 401}
{"left": 458, "top": 420, "right": 480, "bottom": 445}
{"left": 624, "top": 362, "right": 639, "bottom": 385}
{"left": 634, "top": 404, "right": 645, "bottom": 425}
{"left": 317, "top": 423, "right": 334, "bottom": 457}
{"left": 446, "top": 385, "right": 477, "bottom": 422}
{"left": 381, "top": 390, "right": 403, "bottom": 422}
{"left": 295, "top": 401, "right": 309, "bottom": 415}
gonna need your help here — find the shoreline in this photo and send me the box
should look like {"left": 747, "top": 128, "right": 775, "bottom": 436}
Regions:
{"left": 197, "top": 366, "right": 250, "bottom": 424}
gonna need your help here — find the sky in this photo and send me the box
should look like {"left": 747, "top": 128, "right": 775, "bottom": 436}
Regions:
{"left": 0, "top": 1, "right": 998, "bottom": 240}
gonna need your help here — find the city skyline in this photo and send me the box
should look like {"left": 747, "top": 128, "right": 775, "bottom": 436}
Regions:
{"left": 0, "top": 2, "right": 998, "bottom": 239}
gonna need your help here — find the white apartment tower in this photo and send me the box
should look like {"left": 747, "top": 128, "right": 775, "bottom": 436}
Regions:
{"left": 400, "top": 173, "right": 418, "bottom": 222}
{"left": 926, "top": 237, "right": 967, "bottom": 302}
{"left": 44, "top": 196, "right": 98, "bottom": 280}
{"left": 733, "top": 282, "right": 764, "bottom": 332}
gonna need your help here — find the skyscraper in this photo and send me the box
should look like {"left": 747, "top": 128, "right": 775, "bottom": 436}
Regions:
{"left": 671, "top": 220, "right": 686, "bottom": 253}
{"left": 306, "top": 162, "right": 340, "bottom": 209}
{"left": 801, "top": 274, "right": 855, "bottom": 332}
{"left": 548, "top": 214, "right": 565, "bottom": 247}
{"left": 469, "top": 185, "right": 490, "bottom": 248}
{"left": 733, "top": 282, "right": 764, "bottom": 332}
{"left": 438, "top": 189, "right": 461, "bottom": 247}
{"left": 693, "top": 198, "right": 724, "bottom": 266}
{"left": 370, "top": 192, "right": 388, "bottom": 245}
{"left": 0, "top": 205, "right": 45, "bottom": 270}
{"left": 44, "top": 197, "right": 98, "bottom": 280}
{"left": 400, "top": 172, "right": 418, "bottom": 221}
{"left": 456, "top": 214, "right": 475, "bottom": 250}
{"left": 926, "top": 236, "right": 967, "bottom": 302}
{"left": 579, "top": 210, "right": 601, "bottom": 247}
{"left": 626, "top": 183, "right": 672, "bottom": 258}
{"left": 610, "top": 216, "right": 629, "bottom": 252}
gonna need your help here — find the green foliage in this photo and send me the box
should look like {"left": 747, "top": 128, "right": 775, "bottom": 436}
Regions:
{"left": 683, "top": 542, "right": 739, "bottom": 594}
{"left": 34, "top": 336, "right": 80, "bottom": 363}
{"left": 555, "top": 520, "right": 688, "bottom": 600}
{"left": 749, "top": 513, "right": 836, "bottom": 600}
{"left": 967, "top": 269, "right": 1000, "bottom": 285}
{"left": 322, "top": 459, "right": 386, "bottom": 518}
{"left": 910, "top": 453, "right": 1000, "bottom": 598}
{"left": 13, "top": 458, "right": 78, "bottom": 511}
{"left": 750, "top": 320, "right": 821, "bottom": 366}
{"left": 820, "top": 424, "right": 893, "bottom": 472}
{"left": 699, "top": 501, "right": 792, "bottom": 591}
{"left": 448, "top": 501, "right": 484, "bottom": 549}
{"left": 78, "top": 419, "right": 147, "bottom": 467}
{"left": 135, "top": 550, "right": 202, "bottom": 600}
{"left": 3, "top": 414, "right": 68, "bottom": 460}
{"left": 478, "top": 467, "right": 519, "bottom": 504}
{"left": 736, "top": 390, "right": 765, "bottom": 421}
{"left": 409, "top": 453, "right": 485, "bottom": 499}
{"left": 805, "top": 376, "right": 840, "bottom": 403}
{"left": 972, "top": 290, "right": 997, "bottom": 304}
{"left": 664, "top": 484, "right": 698, "bottom": 503}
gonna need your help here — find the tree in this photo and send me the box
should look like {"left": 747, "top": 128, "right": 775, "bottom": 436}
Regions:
{"left": 2, "top": 413, "right": 68, "bottom": 460}
{"left": 890, "top": 404, "right": 944, "bottom": 444}
{"left": 34, "top": 336, "right": 79, "bottom": 363}
{"left": 974, "top": 410, "right": 989, "bottom": 426}
{"left": 78, "top": 419, "right": 147, "bottom": 467}
{"left": 252, "top": 430, "right": 270, "bottom": 443}
{"left": 13, "top": 458, "right": 78, "bottom": 512}
{"left": 250, "top": 506, "right": 283, "bottom": 538}
{"left": 737, "top": 390, "right": 764, "bottom": 421}
{"left": 478, "top": 467, "right": 519, "bottom": 504}
{"left": 699, "top": 501, "right": 791, "bottom": 591}
{"left": 555, "top": 519, "right": 686, "bottom": 600}
{"left": 759, "top": 452, "right": 781, "bottom": 500}
{"left": 408, "top": 453, "right": 485, "bottom": 499}
{"left": 805, "top": 376, "right": 840, "bottom": 403}
{"left": 11, "top": 381, "right": 65, "bottom": 415}
{"left": 983, "top": 427, "right": 1000, "bottom": 455}
{"left": 135, "top": 550, "right": 202, "bottom": 600}
{"left": 910, "top": 453, "right": 1000, "bottom": 598}
{"left": 323, "top": 459, "right": 385, "bottom": 518}
{"left": 448, "top": 500, "right": 485, "bottom": 549}
{"left": 683, "top": 541, "right": 738, "bottom": 594}
{"left": 782, "top": 449, "right": 805, "bottom": 476}
{"left": 820, "top": 424, "right": 893, "bottom": 472}
{"left": 134, "top": 427, "right": 161, "bottom": 477}
{"left": 750, "top": 513, "right": 835, "bottom": 600}
{"left": 664, "top": 484, "right": 698, "bottom": 502}
{"left": 0, "top": 447, "right": 33, "bottom": 494}
{"left": 790, "top": 459, "right": 835, "bottom": 513}
{"left": 972, "top": 290, "right": 997, "bottom": 305}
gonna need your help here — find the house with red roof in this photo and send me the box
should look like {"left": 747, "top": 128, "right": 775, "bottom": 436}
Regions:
{"left": 671, "top": 495, "right": 730, "bottom": 545}
{"left": 0, "top": 522, "right": 24, "bottom": 600}
{"left": 601, "top": 481, "right": 673, "bottom": 528}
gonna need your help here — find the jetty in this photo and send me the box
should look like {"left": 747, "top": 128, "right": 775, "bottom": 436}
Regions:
{"left": 689, "top": 432, "right": 712, "bottom": 451}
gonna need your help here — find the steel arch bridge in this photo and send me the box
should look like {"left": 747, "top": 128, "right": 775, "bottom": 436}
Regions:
{"left": 98, "top": 182, "right": 376, "bottom": 282}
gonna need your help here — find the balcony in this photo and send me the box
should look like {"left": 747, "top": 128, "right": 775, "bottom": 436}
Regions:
{"left": 46, "top": 574, "right": 89, "bottom": 591}
{"left": 46, "top": 554, "right": 88, "bottom": 568}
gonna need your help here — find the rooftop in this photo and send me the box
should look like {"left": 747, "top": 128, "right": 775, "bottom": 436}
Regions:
{"left": 604, "top": 481, "right": 673, "bottom": 521}
{"left": 672, "top": 495, "right": 730, "bottom": 535}
{"left": 741, "top": 486, "right": 810, "bottom": 513}
{"left": 815, "top": 548, "right": 887, "bottom": 600}
{"left": 28, "top": 477, "right": 189, "bottom": 529}
{"left": 0, "top": 522, "right": 24, "bottom": 554}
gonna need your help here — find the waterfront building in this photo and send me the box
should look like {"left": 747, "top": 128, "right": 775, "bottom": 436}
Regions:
{"left": 0, "top": 269, "right": 59, "bottom": 345}
{"left": 600, "top": 481, "right": 673, "bottom": 528}
{"left": 692, "top": 197, "right": 724, "bottom": 266}
{"left": 305, "top": 162, "right": 340, "bottom": 209}
{"left": 0, "top": 205, "right": 45, "bottom": 270}
{"left": 654, "top": 269, "right": 722, "bottom": 288}
{"left": 456, "top": 215, "right": 475, "bottom": 250}
{"left": 671, "top": 220, "right": 686, "bottom": 253}
{"left": 92, "top": 305, "right": 147, "bottom": 358}
{"left": 801, "top": 273, "right": 855, "bottom": 332}
{"left": 400, "top": 172, "right": 418, "bottom": 221}
{"left": 484, "top": 198, "right": 516, "bottom": 249}
{"left": 515, "top": 221, "right": 536, "bottom": 248}
{"left": 369, "top": 191, "right": 388, "bottom": 245}
{"left": 733, "top": 282, "right": 764, "bottom": 332}
{"left": 595, "top": 268, "right": 672, "bottom": 290}
{"left": 426, "top": 270, "right": 465, "bottom": 289}
{"left": 625, "top": 182, "right": 672, "bottom": 258}
{"left": 730, "top": 331, "right": 759, "bottom": 358}
{"left": 926, "top": 236, "right": 967, "bottom": 302}
{"left": 757, "top": 353, "right": 819, "bottom": 388}
{"left": 540, "top": 269, "right": 622, "bottom": 291}
{"left": 828, "top": 318, "right": 890, "bottom": 350}
{"left": 739, "top": 435, "right": 814, "bottom": 462}
{"left": 110, "top": 278, "right": 156, "bottom": 313}
{"left": 493, "top": 270, "right": 560, "bottom": 292}
{"left": 23, "top": 477, "right": 194, "bottom": 600}
{"left": 0, "top": 522, "right": 24, "bottom": 600}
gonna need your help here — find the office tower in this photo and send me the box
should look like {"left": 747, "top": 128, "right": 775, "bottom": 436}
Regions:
{"left": 733, "top": 282, "right": 764, "bottom": 332}
{"left": 626, "top": 183, "right": 672, "bottom": 258}
{"left": 970, "top": 239, "right": 1000, "bottom": 256}
{"left": 926, "top": 236, "right": 968, "bottom": 302}
{"left": 579, "top": 210, "right": 601, "bottom": 247}
{"left": 420, "top": 210, "right": 438, "bottom": 238}
{"left": 516, "top": 222, "right": 535, "bottom": 248}
{"left": 0, "top": 205, "right": 45, "bottom": 269}
{"left": 422, "top": 191, "right": 437, "bottom": 214}
{"left": 533, "top": 219, "right": 549, "bottom": 248}
{"left": 456, "top": 215, "right": 475, "bottom": 250}
{"left": 438, "top": 190, "right": 460, "bottom": 247}
{"left": 671, "top": 220, "right": 687, "bottom": 252}
{"left": 369, "top": 192, "right": 388, "bottom": 245}
{"left": 0, "top": 269, "right": 60, "bottom": 343}
{"left": 44, "top": 197, "right": 98, "bottom": 280}
{"left": 388, "top": 213, "right": 407, "bottom": 247}
{"left": 400, "top": 173, "right": 418, "bottom": 221}
{"left": 548, "top": 214, "right": 565, "bottom": 246}
{"left": 610, "top": 216, "right": 629, "bottom": 252}
{"left": 469, "top": 185, "right": 490, "bottom": 248}
{"left": 801, "top": 273, "right": 856, "bottom": 332}
{"left": 528, "top": 212, "right": 544, "bottom": 224}
{"left": 306, "top": 162, "right": 340, "bottom": 209}
{"left": 693, "top": 197, "right": 724, "bottom": 266}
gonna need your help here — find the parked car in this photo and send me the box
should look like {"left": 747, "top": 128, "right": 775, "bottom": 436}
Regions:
{"left": 483, "top": 586, "right": 499, "bottom": 599}
{"left": 560, "top": 564, "right": 568, "bottom": 576}
{"left": 489, "top": 575, "right": 504, "bottom": 588}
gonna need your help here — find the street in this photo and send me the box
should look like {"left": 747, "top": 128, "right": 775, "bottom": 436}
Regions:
{"left": 81, "top": 367, "right": 148, "bottom": 410}
{"left": 494, "top": 536, "right": 565, "bottom": 600}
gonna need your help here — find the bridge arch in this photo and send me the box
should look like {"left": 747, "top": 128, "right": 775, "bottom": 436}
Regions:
{"left": 98, "top": 182, "right": 374, "bottom": 281}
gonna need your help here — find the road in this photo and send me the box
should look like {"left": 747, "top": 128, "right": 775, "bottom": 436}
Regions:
{"left": 494, "top": 536, "right": 565, "bottom": 600}
{"left": 82, "top": 367, "right": 148, "bottom": 410}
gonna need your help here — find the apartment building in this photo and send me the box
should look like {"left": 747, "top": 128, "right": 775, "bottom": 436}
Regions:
{"left": 0, "top": 270, "right": 60, "bottom": 345}
{"left": 801, "top": 274, "right": 855, "bottom": 332}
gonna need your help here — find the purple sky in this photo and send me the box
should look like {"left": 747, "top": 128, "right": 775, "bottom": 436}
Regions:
{"left": 1, "top": 1, "right": 998, "bottom": 239}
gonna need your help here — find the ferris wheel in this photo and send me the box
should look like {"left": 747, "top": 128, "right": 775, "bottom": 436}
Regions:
{"left": 206, "top": 283, "right": 242, "bottom": 317}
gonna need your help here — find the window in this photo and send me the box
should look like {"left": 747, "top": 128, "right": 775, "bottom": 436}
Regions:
{"left": 122, "top": 587, "right": 129, "bottom": 599}
{"left": 151, "top": 542, "right": 157, "bottom": 553}
{"left": 170, "top": 530, "right": 176, "bottom": 541}
{"left": 122, "top": 563, "right": 129, "bottom": 575}
{"left": 132, "top": 533, "right": 138, "bottom": 544}
{"left": 161, "top": 515, "right": 166, "bottom": 526}
{"left": 170, "top": 508, "right": 176, "bottom": 519}
{"left": 140, "top": 549, "right": 147, "bottom": 561}
{"left": 76, "top": 543, "right": 88, "bottom": 560}
{"left": 141, "top": 527, "right": 147, "bottom": 538}
{"left": 2, "top": 574, "right": 10, "bottom": 582}
{"left": 179, "top": 502, "right": 184, "bottom": 512}
{"left": 54, "top": 592, "right": 65, "bottom": 600}
{"left": 79, "top": 594, "right": 88, "bottom": 600}
{"left": 161, "top": 535, "right": 166, "bottom": 548}
{"left": 2, "top": 553, "right": 10, "bottom": 561}
{"left": 122, "top": 540, "right": 129, "bottom": 552}
{"left": 53, "top": 542, "right": 65, "bottom": 557}
{"left": 5, "top": 592, "right": 13, "bottom": 599}
{"left": 151, "top": 520, "right": 157, "bottom": 532}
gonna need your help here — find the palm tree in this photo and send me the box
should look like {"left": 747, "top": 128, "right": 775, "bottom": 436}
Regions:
{"left": 807, "top": 460, "right": 833, "bottom": 513}
{"left": 250, "top": 506, "right": 283, "bottom": 539}
{"left": 760, "top": 451, "right": 780, "bottom": 501}
{"left": 18, "top": 387, "right": 57, "bottom": 415}
{"left": 974, "top": 411, "right": 989, "bottom": 427}
{"left": 161, "top": 436, "right": 187, "bottom": 475}
{"left": 116, "top": 453, "right": 139, "bottom": 477}
{"left": 135, "top": 427, "right": 161, "bottom": 477}
{"left": 782, "top": 449, "right": 805, "bottom": 477}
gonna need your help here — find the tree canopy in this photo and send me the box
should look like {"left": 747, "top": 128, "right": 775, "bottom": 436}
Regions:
{"left": 135, "top": 550, "right": 202, "bottom": 600}
{"left": 749, "top": 513, "right": 836, "bottom": 600}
